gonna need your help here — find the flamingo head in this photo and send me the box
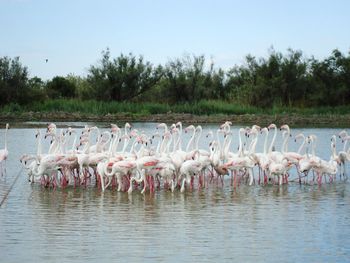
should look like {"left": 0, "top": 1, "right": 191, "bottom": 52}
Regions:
{"left": 47, "top": 123, "right": 56, "bottom": 132}
{"left": 206, "top": 130, "right": 213, "bottom": 138}
{"left": 125, "top": 123, "right": 132, "bottom": 130}
{"left": 156, "top": 123, "right": 167, "bottom": 130}
{"left": 35, "top": 129, "right": 40, "bottom": 138}
{"left": 280, "top": 124, "right": 289, "bottom": 131}
{"left": 111, "top": 126, "right": 120, "bottom": 134}
{"left": 129, "top": 129, "right": 138, "bottom": 138}
{"left": 260, "top": 127, "right": 268, "bottom": 135}
{"left": 171, "top": 127, "right": 179, "bottom": 135}
{"left": 338, "top": 130, "right": 347, "bottom": 139}
{"left": 294, "top": 133, "right": 304, "bottom": 142}
{"left": 252, "top": 125, "right": 261, "bottom": 132}
{"left": 267, "top": 123, "right": 276, "bottom": 131}
{"left": 224, "top": 131, "right": 232, "bottom": 138}
{"left": 331, "top": 135, "right": 337, "bottom": 143}
{"left": 184, "top": 125, "right": 195, "bottom": 133}
{"left": 341, "top": 135, "right": 350, "bottom": 143}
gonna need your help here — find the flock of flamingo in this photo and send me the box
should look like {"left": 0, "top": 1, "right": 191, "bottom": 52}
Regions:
{"left": 0, "top": 122, "right": 349, "bottom": 193}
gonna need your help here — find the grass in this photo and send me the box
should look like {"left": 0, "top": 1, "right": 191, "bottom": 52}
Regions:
{"left": 1, "top": 99, "right": 350, "bottom": 116}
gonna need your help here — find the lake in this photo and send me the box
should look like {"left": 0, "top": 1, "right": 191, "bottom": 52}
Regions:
{"left": 0, "top": 122, "right": 349, "bottom": 262}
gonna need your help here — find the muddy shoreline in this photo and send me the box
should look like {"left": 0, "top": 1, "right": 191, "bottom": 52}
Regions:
{"left": 1, "top": 111, "right": 350, "bottom": 128}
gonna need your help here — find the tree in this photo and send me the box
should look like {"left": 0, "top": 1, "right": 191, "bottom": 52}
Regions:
{"left": 28, "top": 76, "right": 46, "bottom": 102}
{"left": 162, "top": 54, "right": 224, "bottom": 103}
{"left": 87, "top": 49, "right": 163, "bottom": 101}
{"left": 46, "top": 76, "right": 76, "bottom": 98}
{"left": 226, "top": 49, "right": 311, "bottom": 108}
{"left": 0, "top": 56, "right": 31, "bottom": 105}
{"left": 66, "top": 74, "right": 93, "bottom": 100}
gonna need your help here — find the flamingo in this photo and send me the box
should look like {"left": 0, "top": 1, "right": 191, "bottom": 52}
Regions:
{"left": 24, "top": 129, "right": 44, "bottom": 183}
{"left": 179, "top": 151, "right": 203, "bottom": 192}
{"left": 331, "top": 135, "right": 348, "bottom": 179}
{"left": 102, "top": 159, "right": 137, "bottom": 192}
{"left": 0, "top": 123, "right": 9, "bottom": 175}
{"left": 185, "top": 125, "right": 196, "bottom": 152}
{"left": 21, "top": 122, "right": 345, "bottom": 191}
{"left": 309, "top": 140, "right": 338, "bottom": 184}
{"left": 269, "top": 158, "right": 293, "bottom": 185}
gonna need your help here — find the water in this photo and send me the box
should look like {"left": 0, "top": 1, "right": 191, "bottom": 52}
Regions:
{"left": 0, "top": 122, "right": 350, "bottom": 262}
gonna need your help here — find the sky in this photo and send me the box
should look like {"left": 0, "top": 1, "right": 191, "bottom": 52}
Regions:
{"left": 1, "top": 0, "right": 349, "bottom": 80}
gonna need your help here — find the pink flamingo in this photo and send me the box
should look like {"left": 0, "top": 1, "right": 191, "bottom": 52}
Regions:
{"left": 0, "top": 123, "right": 9, "bottom": 175}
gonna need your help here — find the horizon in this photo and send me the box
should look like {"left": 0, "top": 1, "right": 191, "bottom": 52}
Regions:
{"left": 1, "top": 0, "right": 349, "bottom": 80}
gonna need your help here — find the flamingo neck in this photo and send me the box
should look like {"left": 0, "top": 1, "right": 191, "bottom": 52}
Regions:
{"left": 343, "top": 139, "right": 348, "bottom": 152}
{"left": 186, "top": 129, "right": 196, "bottom": 152}
{"left": 223, "top": 133, "right": 232, "bottom": 160}
{"left": 4, "top": 125, "right": 8, "bottom": 150}
{"left": 122, "top": 137, "right": 130, "bottom": 153}
{"left": 177, "top": 124, "right": 183, "bottom": 151}
{"left": 238, "top": 130, "right": 244, "bottom": 156}
{"left": 194, "top": 126, "right": 202, "bottom": 150}
{"left": 100, "top": 133, "right": 112, "bottom": 153}
{"left": 130, "top": 140, "right": 138, "bottom": 155}
{"left": 71, "top": 133, "right": 77, "bottom": 153}
{"left": 216, "top": 129, "right": 222, "bottom": 150}
{"left": 263, "top": 131, "right": 268, "bottom": 154}
{"left": 172, "top": 132, "right": 179, "bottom": 152}
{"left": 165, "top": 136, "right": 173, "bottom": 154}
{"left": 112, "top": 135, "right": 121, "bottom": 156}
{"left": 37, "top": 133, "right": 42, "bottom": 156}
{"left": 249, "top": 136, "right": 258, "bottom": 155}
{"left": 281, "top": 131, "right": 290, "bottom": 153}
{"left": 83, "top": 133, "right": 92, "bottom": 154}
{"left": 297, "top": 135, "right": 305, "bottom": 154}
{"left": 268, "top": 126, "right": 277, "bottom": 153}
{"left": 311, "top": 139, "right": 316, "bottom": 156}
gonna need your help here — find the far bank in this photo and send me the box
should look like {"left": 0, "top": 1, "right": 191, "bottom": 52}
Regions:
{"left": 1, "top": 111, "right": 349, "bottom": 128}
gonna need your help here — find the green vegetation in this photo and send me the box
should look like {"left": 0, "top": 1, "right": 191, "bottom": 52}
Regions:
{"left": 1, "top": 99, "right": 350, "bottom": 117}
{"left": 1, "top": 47, "right": 350, "bottom": 119}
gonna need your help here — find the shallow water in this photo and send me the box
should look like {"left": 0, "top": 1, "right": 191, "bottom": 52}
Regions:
{"left": 0, "top": 122, "right": 349, "bottom": 262}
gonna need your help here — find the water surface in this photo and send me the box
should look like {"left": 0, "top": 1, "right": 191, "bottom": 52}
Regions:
{"left": 0, "top": 122, "right": 349, "bottom": 262}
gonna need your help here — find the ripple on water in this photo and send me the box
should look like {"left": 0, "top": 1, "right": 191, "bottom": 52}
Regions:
{"left": 1, "top": 125, "right": 350, "bottom": 262}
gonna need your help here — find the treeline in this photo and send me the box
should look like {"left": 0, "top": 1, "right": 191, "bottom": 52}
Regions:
{"left": 1, "top": 48, "right": 349, "bottom": 109}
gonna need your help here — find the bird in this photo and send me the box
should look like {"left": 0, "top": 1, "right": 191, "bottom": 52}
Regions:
{"left": 0, "top": 123, "right": 9, "bottom": 175}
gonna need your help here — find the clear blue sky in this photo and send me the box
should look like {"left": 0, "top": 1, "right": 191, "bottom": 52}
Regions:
{"left": 1, "top": 0, "right": 349, "bottom": 80}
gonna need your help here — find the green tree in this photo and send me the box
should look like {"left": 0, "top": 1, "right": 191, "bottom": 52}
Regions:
{"left": 162, "top": 54, "right": 224, "bottom": 103}
{"left": 28, "top": 76, "right": 46, "bottom": 102}
{"left": 0, "top": 56, "right": 31, "bottom": 105}
{"left": 227, "top": 49, "right": 311, "bottom": 108}
{"left": 87, "top": 49, "right": 163, "bottom": 101}
{"left": 66, "top": 74, "right": 93, "bottom": 100}
{"left": 46, "top": 76, "right": 76, "bottom": 98}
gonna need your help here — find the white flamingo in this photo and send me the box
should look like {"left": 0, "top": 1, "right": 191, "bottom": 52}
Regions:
{"left": 0, "top": 123, "right": 9, "bottom": 175}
